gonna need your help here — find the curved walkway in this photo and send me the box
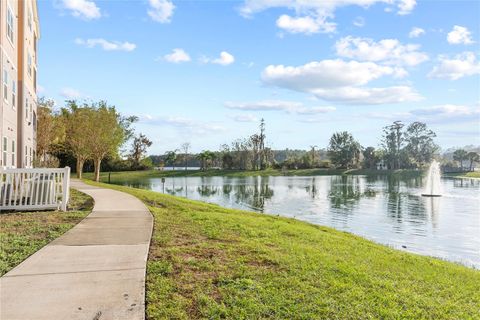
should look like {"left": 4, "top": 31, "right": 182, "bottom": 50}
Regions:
{"left": 0, "top": 180, "right": 153, "bottom": 320}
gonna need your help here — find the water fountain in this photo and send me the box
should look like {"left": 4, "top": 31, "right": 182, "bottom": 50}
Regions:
{"left": 422, "top": 160, "right": 442, "bottom": 197}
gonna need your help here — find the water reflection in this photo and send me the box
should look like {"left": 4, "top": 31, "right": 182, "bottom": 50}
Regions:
{"left": 328, "top": 176, "right": 362, "bottom": 212}
{"left": 116, "top": 175, "right": 480, "bottom": 267}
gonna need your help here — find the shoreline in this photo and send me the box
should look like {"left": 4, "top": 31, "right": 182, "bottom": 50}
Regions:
{"left": 84, "top": 168, "right": 425, "bottom": 181}
{"left": 82, "top": 180, "right": 480, "bottom": 319}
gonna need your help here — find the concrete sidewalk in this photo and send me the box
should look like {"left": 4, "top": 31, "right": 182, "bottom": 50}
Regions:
{"left": 0, "top": 180, "right": 153, "bottom": 320}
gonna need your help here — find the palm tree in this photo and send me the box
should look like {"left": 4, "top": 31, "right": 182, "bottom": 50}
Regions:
{"left": 197, "top": 150, "right": 214, "bottom": 171}
{"left": 165, "top": 150, "right": 178, "bottom": 170}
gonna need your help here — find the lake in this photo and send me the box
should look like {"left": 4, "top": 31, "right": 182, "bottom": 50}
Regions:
{"left": 114, "top": 174, "right": 480, "bottom": 268}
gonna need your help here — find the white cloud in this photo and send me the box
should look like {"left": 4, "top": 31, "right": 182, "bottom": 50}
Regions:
{"left": 230, "top": 114, "right": 259, "bottom": 122}
{"left": 397, "top": 0, "right": 416, "bottom": 15}
{"left": 140, "top": 115, "right": 226, "bottom": 135}
{"left": 310, "top": 86, "right": 423, "bottom": 105}
{"left": 428, "top": 52, "right": 480, "bottom": 80}
{"left": 447, "top": 25, "right": 474, "bottom": 45}
{"left": 61, "top": 0, "right": 101, "bottom": 20}
{"left": 368, "top": 104, "right": 480, "bottom": 124}
{"left": 335, "top": 36, "right": 428, "bottom": 66}
{"left": 409, "top": 27, "right": 425, "bottom": 38}
{"left": 410, "top": 104, "right": 476, "bottom": 116}
{"left": 239, "top": 1, "right": 415, "bottom": 34}
{"left": 147, "top": 0, "right": 175, "bottom": 23}
{"left": 213, "top": 51, "right": 235, "bottom": 65}
{"left": 163, "top": 48, "right": 191, "bottom": 63}
{"left": 261, "top": 59, "right": 422, "bottom": 104}
{"left": 225, "top": 100, "right": 336, "bottom": 114}
{"left": 60, "top": 87, "right": 82, "bottom": 99}
{"left": 262, "top": 59, "right": 405, "bottom": 89}
{"left": 201, "top": 51, "right": 235, "bottom": 66}
{"left": 296, "top": 106, "right": 337, "bottom": 114}
{"left": 353, "top": 16, "right": 365, "bottom": 27}
{"left": 276, "top": 14, "right": 335, "bottom": 34}
{"left": 75, "top": 38, "right": 136, "bottom": 52}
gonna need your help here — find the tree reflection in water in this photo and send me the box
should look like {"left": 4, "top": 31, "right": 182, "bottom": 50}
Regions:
{"left": 233, "top": 177, "right": 274, "bottom": 212}
{"left": 328, "top": 175, "right": 362, "bottom": 213}
{"left": 196, "top": 185, "right": 219, "bottom": 197}
{"left": 305, "top": 177, "right": 318, "bottom": 199}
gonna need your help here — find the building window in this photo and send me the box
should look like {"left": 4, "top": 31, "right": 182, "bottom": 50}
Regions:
{"left": 3, "top": 69, "right": 8, "bottom": 102}
{"left": 2, "top": 137, "right": 7, "bottom": 167}
{"left": 11, "top": 139, "right": 15, "bottom": 167}
{"left": 28, "top": 8, "right": 33, "bottom": 32}
{"left": 12, "top": 81, "right": 16, "bottom": 109}
{"left": 7, "top": 7, "right": 14, "bottom": 43}
{"left": 28, "top": 53, "right": 32, "bottom": 77}
{"left": 25, "top": 98, "right": 28, "bottom": 119}
{"left": 33, "top": 111, "right": 37, "bottom": 132}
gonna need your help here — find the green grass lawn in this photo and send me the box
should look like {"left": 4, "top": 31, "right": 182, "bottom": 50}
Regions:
{"left": 0, "top": 189, "right": 93, "bottom": 276}
{"left": 84, "top": 168, "right": 423, "bottom": 184}
{"left": 85, "top": 180, "right": 480, "bottom": 319}
{"left": 444, "top": 171, "right": 480, "bottom": 179}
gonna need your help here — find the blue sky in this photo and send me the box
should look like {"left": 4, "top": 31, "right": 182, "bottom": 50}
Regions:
{"left": 38, "top": 0, "right": 480, "bottom": 154}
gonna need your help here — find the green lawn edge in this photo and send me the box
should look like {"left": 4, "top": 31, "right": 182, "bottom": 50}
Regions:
{"left": 83, "top": 168, "right": 424, "bottom": 183}
{"left": 0, "top": 189, "right": 94, "bottom": 276}
{"left": 444, "top": 171, "right": 480, "bottom": 179}
{"left": 83, "top": 180, "right": 480, "bottom": 320}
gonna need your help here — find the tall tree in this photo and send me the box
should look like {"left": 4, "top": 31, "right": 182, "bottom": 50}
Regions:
{"left": 197, "top": 150, "right": 215, "bottom": 170}
{"left": 181, "top": 142, "right": 191, "bottom": 170}
{"left": 36, "top": 98, "right": 65, "bottom": 166}
{"left": 467, "top": 152, "right": 480, "bottom": 171}
{"left": 249, "top": 134, "right": 261, "bottom": 170}
{"left": 87, "top": 101, "right": 125, "bottom": 182}
{"left": 164, "top": 150, "right": 178, "bottom": 170}
{"left": 259, "top": 118, "right": 266, "bottom": 170}
{"left": 64, "top": 101, "right": 94, "bottom": 178}
{"left": 310, "top": 145, "right": 318, "bottom": 167}
{"left": 467, "top": 151, "right": 479, "bottom": 171}
{"left": 453, "top": 149, "right": 468, "bottom": 171}
{"left": 382, "top": 121, "right": 405, "bottom": 169}
{"left": 404, "top": 122, "right": 438, "bottom": 168}
{"left": 130, "top": 133, "right": 152, "bottom": 168}
{"left": 362, "top": 147, "right": 377, "bottom": 169}
{"left": 327, "top": 131, "right": 362, "bottom": 169}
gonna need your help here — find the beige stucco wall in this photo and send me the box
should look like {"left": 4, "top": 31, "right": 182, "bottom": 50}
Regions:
{"left": 1, "top": 0, "right": 19, "bottom": 167}
{"left": 0, "top": 0, "right": 39, "bottom": 168}
{"left": 17, "top": 0, "right": 40, "bottom": 168}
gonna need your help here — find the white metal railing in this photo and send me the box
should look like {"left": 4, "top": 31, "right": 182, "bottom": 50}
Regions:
{"left": 0, "top": 167, "right": 70, "bottom": 212}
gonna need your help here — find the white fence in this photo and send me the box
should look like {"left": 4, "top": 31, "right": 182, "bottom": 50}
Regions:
{"left": 0, "top": 167, "right": 70, "bottom": 212}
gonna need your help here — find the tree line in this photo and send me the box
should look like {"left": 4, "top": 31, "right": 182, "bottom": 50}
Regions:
{"left": 151, "top": 120, "right": 479, "bottom": 172}
{"left": 37, "top": 100, "right": 478, "bottom": 175}
{"left": 37, "top": 98, "right": 153, "bottom": 181}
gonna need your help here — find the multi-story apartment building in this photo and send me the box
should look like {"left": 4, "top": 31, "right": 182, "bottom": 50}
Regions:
{"left": 1, "top": 0, "right": 39, "bottom": 168}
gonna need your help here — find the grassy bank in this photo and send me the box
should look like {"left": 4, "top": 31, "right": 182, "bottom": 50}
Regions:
{"left": 444, "top": 171, "right": 480, "bottom": 179}
{"left": 0, "top": 189, "right": 93, "bottom": 276}
{"left": 85, "top": 180, "right": 479, "bottom": 319}
{"left": 84, "top": 168, "right": 423, "bottom": 183}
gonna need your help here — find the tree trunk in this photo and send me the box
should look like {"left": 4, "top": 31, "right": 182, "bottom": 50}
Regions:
{"left": 76, "top": 158, "right": 85, "bottom": 179}
{"left": 94, "top": 158, "right": 102, "bottom": 182}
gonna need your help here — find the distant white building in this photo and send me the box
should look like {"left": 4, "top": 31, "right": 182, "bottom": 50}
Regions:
{"left": 376, "top": 160, "right": 387, "bottom": 170}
